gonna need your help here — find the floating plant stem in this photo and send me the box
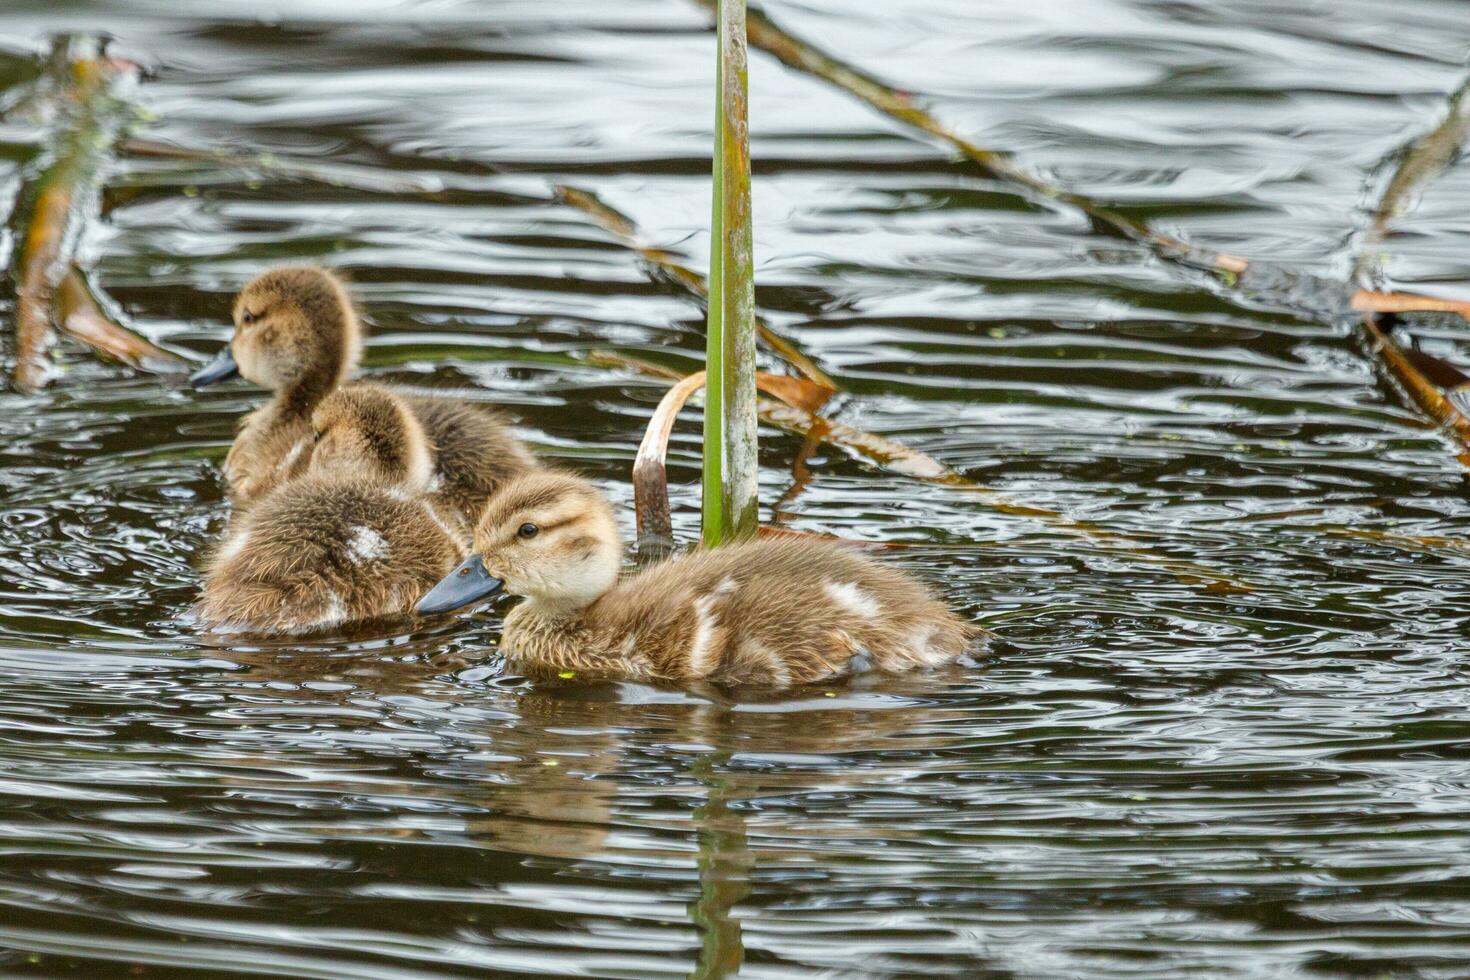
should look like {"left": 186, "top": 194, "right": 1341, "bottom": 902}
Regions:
{"left": 702, "top": 1, "right": 1470, "bottom": 466}
{"left": 697, "top": 0, "right": 1247, "bottom": 276}
{"left": 1347, "top": 73, "right": 1470, "bottom": 464}
{"left": 121, "top": 136, "right": 449, "bottom": 197}
{"left": 702, "top": 0, "right": 759, "bottom": 548}
{"left": 55, "top": 266, "right": 187, "bottom": 373}
{"left": 1351, "top": 291, "right": 1470, "bottom": 319}
{"left": 771, "top": 422, "right": 824, "bottom": 524}
{"left": 10, "top": 36, "right": 144, "bottom": 392}
{"left": 1357, "top": 315, "right": 1470, "bottom": 464}
{"left": 590, "top": 349, "right": 1250, "bottom": 593}
{"left": 552, "top": 184, "right": 836, "bottom": 393}
{"left": 1358, "top": 73, "right": 1470, "bottom": 268}
{"left": 1327, "top": 526, "right": 1470, "bottom": 557}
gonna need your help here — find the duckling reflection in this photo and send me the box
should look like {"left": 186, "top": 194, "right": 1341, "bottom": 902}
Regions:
{"left": 181, "top": 650, "right": 954, "bottom": 904}
{"left": 194, "top": 384, "right": 466, "bottom": 633}
{"left": 418, "top": 470, "right": 978, "bottom": 686}
{"left": 191, "top": 265, "right": 535, "bottom": 528}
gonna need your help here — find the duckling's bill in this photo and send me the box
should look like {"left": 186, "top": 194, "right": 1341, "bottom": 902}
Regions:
{"left": 190, "top": 347, "right": 240, "bottom": 388}
{"left": 417, "top": 553, "right": 503, "bottom": 615}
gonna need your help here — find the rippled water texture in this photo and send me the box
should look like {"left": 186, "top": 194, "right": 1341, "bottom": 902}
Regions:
{"left": 2, "top": 0, "right": 1470, "bottom": 976}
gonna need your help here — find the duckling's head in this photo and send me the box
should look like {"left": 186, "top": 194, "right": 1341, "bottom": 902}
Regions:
{"left": 191, "top": 266, "right": 363, "bottom": 393}
{"left": 417, "top": 471, "right": 620, "bottom": 616}
{"left": 307, "top": 384, "right": 434, "bottom": 491}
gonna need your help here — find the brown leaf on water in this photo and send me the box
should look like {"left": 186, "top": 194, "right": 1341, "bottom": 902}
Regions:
{"left": 1392, "top": 341, "right": 1470, "bottom": 393}
{"left": 554, "top": 183, "right": 838, "bottom": 395}
{"left": 1357, "top": 316, "right": 1470, "bottom": 454}
{"left": 771, "top": 423, "right": 825, "bottom": 524}
{"left": 752, "top": 374, "right": 831, "bottom": 413}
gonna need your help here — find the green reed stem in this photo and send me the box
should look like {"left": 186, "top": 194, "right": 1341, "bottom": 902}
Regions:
{"left": 702, "top": 0, "right": 759, "bottom": 547}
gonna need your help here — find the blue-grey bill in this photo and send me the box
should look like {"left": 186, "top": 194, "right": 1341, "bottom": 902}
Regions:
{"left": 416, "top": 554, "right": 504, "bottom": 615}
{"left": 189, "top": 347, "right": 240, "bottom": 388}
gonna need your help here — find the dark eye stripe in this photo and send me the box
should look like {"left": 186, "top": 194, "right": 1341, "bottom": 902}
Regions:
{"left": 501, "top": 514, "right": 577, "bottom": 546}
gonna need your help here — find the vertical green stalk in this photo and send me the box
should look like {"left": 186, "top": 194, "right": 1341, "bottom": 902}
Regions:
{"left": 702, "top": 0, "right": 758, "bottom": 547}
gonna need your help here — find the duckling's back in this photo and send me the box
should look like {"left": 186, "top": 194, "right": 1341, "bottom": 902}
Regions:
{"left": 195, "top": 478, "right": 465, "bottom": 634}
{"left": 582, "top": 538, "right": 976, "bottom": 685}
{"left": 407, "top": 396, "right": 536, "bottom": 530}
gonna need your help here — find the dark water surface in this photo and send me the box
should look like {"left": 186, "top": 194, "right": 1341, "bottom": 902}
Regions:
{"left": 2, "top": 0, "right": 1470, "bottom": 976}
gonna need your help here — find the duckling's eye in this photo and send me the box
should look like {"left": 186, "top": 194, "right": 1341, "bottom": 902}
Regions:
{"left": 517, "top": 522, "right": 539, "bottom": 540}
{"left": 241, "top": 310, "right": 257, "bottom": 325}
{"left": 312, "top": 430, "right": 325, "bottom": 443}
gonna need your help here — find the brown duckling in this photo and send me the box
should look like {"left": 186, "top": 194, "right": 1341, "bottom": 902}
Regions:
{"left": 193, "top": 384, "right": 466, "bottom": 634}
{"left": 416, "top": 471, "right": 977, "bottom": 685}
{"left": 190, "top": 265, "right": 535, "bottom": 526}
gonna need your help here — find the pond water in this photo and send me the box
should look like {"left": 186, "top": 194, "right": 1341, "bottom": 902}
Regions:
{"left": 2, "top": 0, "right": 1470, "bottom": 976}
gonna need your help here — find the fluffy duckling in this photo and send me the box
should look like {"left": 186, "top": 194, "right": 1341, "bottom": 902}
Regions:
{"left": 416, "top": 471, "right": 976, "bottom": 685}
{"left": 191, "top": 265, "right": 534, "bottom": 525}
{"left": 194, "top": 384, "right": 466, "bottom": 634}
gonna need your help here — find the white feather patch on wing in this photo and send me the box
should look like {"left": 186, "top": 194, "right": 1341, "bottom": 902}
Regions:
{"left": 824, "top": 580, "right": 878, "bottom": 620}
{"left": 687, "top": 577, "right": 738, "bottom": 677}
{"left": 314, "top": 590, "right": 348, "bottom": 629}
{"left": 744, "top": 640, "right": 792, "bottom": 688}
{"left": 687, "top": 596, "right": 720, "bottom": 678}
{"left": 907, "top": 625, "right": 949, "bottom": 666}
{"left": 277, "top": 436, "right": 310, "bottom": 476}
{"left": 216, "top": 531, "right": 249, "bottom": 563}
{"left": 418, "top": 500, "right": 464, "bottom": 553}
{"left": 346, "top": 525, "right": 389, "bottom": 565}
